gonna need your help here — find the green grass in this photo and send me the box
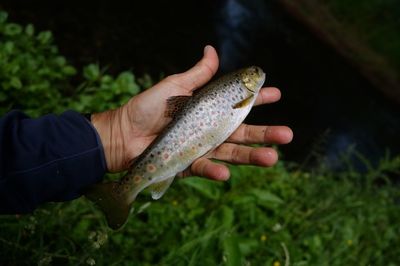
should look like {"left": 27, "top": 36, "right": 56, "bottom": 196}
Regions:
{"left": 1, "top": 155, "right": 399, "bottom": 265}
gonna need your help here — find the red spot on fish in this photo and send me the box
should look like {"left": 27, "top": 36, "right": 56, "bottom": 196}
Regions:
{"left": 146, "top": 164, "right": 157, "bottom": 173}
{"left": 134, "top": 175, "right": 142, "bottom": 183}
{"left": 162, "top": 151, "right": 171, "bottom": 161}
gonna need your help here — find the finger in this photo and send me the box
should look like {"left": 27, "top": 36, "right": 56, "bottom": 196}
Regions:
{"left": 167, "top": 45, "right": 219, "bottom": 91}
{"left": 227, "top": 125, "right": 293, "bottom": 145}
{"left": 254, "top": 87, "right": 281, "bottom": 106}
{"left": 182, "top": 157, "right": 230, "bottom": 181}
{"left": 211, "top": 143, "right": 278, "bottom": 167}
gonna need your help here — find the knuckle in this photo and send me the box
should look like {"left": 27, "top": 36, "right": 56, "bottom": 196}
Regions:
{"left": 193, "top": 158, "right": 207, "bottom": 177}
{"left": 199, "top": 61, "right": 214, "bottom": 78}
{"left": 231, "top": 146, "right": 241, "bottom": 164}
{"left": 263, "top": 126, "right": 271, "bottom": 141}
{"left": 165, "top": 74, "right": 180, "bottom": 83}
{"left": 243, "top": 124, "right": 252, "bottom": 141}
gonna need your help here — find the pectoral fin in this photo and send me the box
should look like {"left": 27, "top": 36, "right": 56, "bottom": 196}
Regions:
{"left": 232, "top": 94, "right": 254, "bottom": 109}
{"left": 149, "top": 176, "right": 175, "bottom": 200}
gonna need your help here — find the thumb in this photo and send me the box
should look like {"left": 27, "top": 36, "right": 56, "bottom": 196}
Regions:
{"left": 170, "top": 45, "right": 219, "bottom": 91}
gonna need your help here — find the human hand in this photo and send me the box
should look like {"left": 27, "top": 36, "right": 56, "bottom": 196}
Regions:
{"left": 91, "top": 45, "right": 293, "bottom": 180}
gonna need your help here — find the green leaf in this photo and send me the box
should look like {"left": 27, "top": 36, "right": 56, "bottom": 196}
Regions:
{"left": 62, "top": 65, "right": 77, "bottom": 75}
{"left": 115, "top": 72, "right": 139, "bottom": 95}
{"left": 4, "top": 23, "right": 22, "bottom": 35}
{"left": 232, "top": 195, "right": 255, "bottom": 205}
{"left": 83, "top": 64, "right": 100, "bottom": 81}
{"left": 25, "top": 24, "right": 34, "bottom": 36}
{"left": 220, "top": 205, "right": 234, "bottom": 229}
{"left": 249, "top": 188, "right": 284, "bottom": 205}
{"left": 100, "top": 74, "right": 113, "bottom": 84}
{"left": 10, "top": 77, "right": 22, "bottom": 89}
{"left": 222, "top": 234, "right": 242, "bottom": 266}
{"left": 188, "top": 248, "right": 200, "bottom": 266}
{"left": 169, "top": 227, "right": 222, "bottom": 258}
{"left": 237, "top": 238, "right": 259, "bottom": 256}
{"left": 181, "top": 177, "right": 223, "bottom": 200}
{"left": 72, "top": 219, "right": 90, "bottom": 238}
{"left": 37, "top": 31, "right": 52, "bottom": 44}
{"left": 187, "top": 207, "right": 205, "bottom": 220}
{"left": 3, "top": 41, "right": 14, "bottom": 54}
{"left": 128, "top": 83, "right": 140, "bottom": 95}
{"left": 54, "top": 56, "right": 66, "bottom": 66}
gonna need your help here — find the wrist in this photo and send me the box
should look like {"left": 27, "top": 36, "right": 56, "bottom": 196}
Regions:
{"left": 91, "top": 109, "right": 126, "bottom": 172}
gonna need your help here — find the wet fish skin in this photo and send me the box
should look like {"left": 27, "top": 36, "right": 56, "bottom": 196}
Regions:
{"left": 85, "top": 66, "right": 266, "bottom": 229}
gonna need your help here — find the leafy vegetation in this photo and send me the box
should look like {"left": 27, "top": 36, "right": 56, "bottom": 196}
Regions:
{"left": 0, "top": 10, "right": 151, "bottom": 117}
{"left": 1, "top": 8, "right": 400, "bottom": 266}
{"left": 0, "top": 157, "right": 399, "bottom": 265}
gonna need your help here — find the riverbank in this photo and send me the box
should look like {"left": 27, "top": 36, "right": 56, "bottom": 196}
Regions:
{"left": 278, "top": 0, "right": 400, "bottom": 104}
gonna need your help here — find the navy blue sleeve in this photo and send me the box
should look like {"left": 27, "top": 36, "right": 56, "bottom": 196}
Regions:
{"left": 0, "top": 110, "right": 107, "bottom": 214}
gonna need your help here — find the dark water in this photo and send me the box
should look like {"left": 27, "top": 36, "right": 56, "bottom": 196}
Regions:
{"left": 2, "top": 0, "right": 400, "bottom": 169}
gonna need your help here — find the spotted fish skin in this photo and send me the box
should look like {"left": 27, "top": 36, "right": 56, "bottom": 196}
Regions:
{"left": 85, "top": 66, "right": 266, "bottom": 229}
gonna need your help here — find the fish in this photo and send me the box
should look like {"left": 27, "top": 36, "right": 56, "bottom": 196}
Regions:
{"left": 85, "top": 66, "right": 266, "bottom": 229}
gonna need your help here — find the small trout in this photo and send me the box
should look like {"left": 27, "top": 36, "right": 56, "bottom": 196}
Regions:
{"left": 86, "top": 66, "right": 266, "bottom": 229}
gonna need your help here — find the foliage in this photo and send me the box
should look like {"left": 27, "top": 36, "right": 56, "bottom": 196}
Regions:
{"left": 0, "top": 10, "right": 74, "bottom": 116}
{"left": 67, "top": 64, "right": 148, "bottom": 113}
{"left": 0, "top": 10, "right": 150, "bottom": 117}
{"left": 0, "top": 155, "right": 399, "bottom": 265}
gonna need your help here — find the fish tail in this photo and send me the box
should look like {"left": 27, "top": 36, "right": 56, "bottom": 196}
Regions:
{"left": 85, "top": 181, "right": 133, "bottom": 230}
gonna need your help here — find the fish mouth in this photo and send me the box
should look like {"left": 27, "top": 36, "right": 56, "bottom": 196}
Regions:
{"left": 244, "top": 83, "right": 256, "bottom": 93}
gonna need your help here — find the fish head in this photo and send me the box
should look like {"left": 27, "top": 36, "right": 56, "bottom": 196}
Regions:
{"left": 239, "top": 66, "right": 266, "bottom": 94}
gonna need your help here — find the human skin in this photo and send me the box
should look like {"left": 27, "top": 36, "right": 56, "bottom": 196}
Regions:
{"left": 91, "top": 45, "right": 293, "bottom": 180}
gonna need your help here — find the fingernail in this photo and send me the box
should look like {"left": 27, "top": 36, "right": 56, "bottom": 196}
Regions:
{"left": 203, "top": 45, "right": 211, "bottom": 54}
{"left": 282, "top": 127, "right": 294, "bottom": 144}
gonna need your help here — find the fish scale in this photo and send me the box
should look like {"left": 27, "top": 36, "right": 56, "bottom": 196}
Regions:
{"left": 85, "top": 66, "right": 266, "bottom": 229}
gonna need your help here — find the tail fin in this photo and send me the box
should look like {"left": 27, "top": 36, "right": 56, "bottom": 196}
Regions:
{"left": 85, "top": 181, "right": 131, "bottom": 230}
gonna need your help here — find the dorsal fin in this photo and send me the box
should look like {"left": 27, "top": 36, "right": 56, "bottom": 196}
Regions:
{"left": 165, "top": 95, "right": 191, "bottom": 118}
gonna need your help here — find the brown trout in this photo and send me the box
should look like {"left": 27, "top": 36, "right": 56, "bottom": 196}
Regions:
{"left": 86, "top": 66, "right": 266, "bottom": 229}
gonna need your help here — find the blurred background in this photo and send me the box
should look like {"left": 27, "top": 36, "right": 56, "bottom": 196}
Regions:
{"left": 0, "top": 0, "right": 399, "bottom": 265}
